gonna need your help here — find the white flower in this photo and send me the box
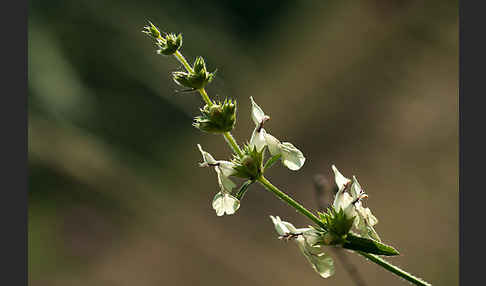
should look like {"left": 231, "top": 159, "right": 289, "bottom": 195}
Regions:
{"left": 212, "top": 192, "right": 240, "bottom": 216}
{"left": 331, "top": 165, "right": 380, "bottom": 241}
{"left": 249, "top": 97, "right": 305, "bottom": 171}
{"left": 270, "top": 216, "right": 335, "bottom": 278}
{"left": 198, "top": 144, "right": 236, "bottom": 192}
{"left": 198, "top": 144, "right": 240, "bottom": 216}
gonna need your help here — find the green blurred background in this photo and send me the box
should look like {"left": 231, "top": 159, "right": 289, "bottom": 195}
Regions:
{"left": 28, "top": 0, "right": 458, "bottom": 285}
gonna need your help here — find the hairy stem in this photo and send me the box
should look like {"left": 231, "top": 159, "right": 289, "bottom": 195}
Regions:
{"left": 197, "top": 88, "right": 213, "bottom": 107}
{"left": 173, "top": 50, "right": 194, "bottom": 73}
{"left": 257, "top": 175, "right": 327, "bottom": 230}
{"left": 357, "top": 251, "right": 431, "bottom": 286}
{"left": 223, "top": 132, "right": 243, "bottom": 157}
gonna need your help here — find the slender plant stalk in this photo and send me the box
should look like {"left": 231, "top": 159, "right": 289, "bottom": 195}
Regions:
{"left": 198, "top": 88, "right": 214, "bottom": 107}
{"left": 258, "top": 175, "right": 430, "bottom": 286}
{"left": 257, "top": 175, "right": 328, "bottom": 230}
{"left": 173, "top": 50, "right": 194, "bottom": 73}
{"left": 156, "top": 38, "right": 430, "bottom": 286}
{"left": 223, "top": 131, "right": 243, "bottom": 157}
{"left": 357, "top": 251, "right": 431, "bottom": 286}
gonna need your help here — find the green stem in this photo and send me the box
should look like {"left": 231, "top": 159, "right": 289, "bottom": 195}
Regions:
{"left": 357, "top": 251, "right": 431, "bottom": 286}
{"left": 198, "top": 88, "right": 213, "bottom": 107}
{"left": 258, "top": 175, "right": 431, "bottom": 286}
{"left": 257, "top": 175, "right": 327, "bottom": 230}
{"left": 173, "top": 50, "right": 194, "bottom": 73}
{"left": 223, "top": 132, "right": 243, "bottom": 157}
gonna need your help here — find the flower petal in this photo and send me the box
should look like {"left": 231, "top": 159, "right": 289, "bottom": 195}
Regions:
{"left": 296, "top": 237, "right": 335, "bottom": 278}
{"left": 331, "top": 165, "right": 351, "bottom": 191}
{"left": 302, "top": 228, "right": 324, "bottom": 247}
{"left": 212, "top": 192, "right": 240, "bottom": 216}
{"left": 215, "top": 167, "right": 236, "bottom": 192}
{"left": 197, "top": 144, "right": 217, "bottom": 166}
{"left": 279, "top": 142, "right": 305, "bottom": 171}
{"left": 250, "top": 96, "right": 269, "bottom": 126}
{"left": 218, "top": 161, "right": 237, "bottom": 177}
{"left": 355, "top": 203, "right": 381, "bottom": 241}
{"left": 264, "top": 132, "right": 281, "bottom": 156}
{"left": 270, "top": 215, "right": 291, "bottom": 236}
{"left": 333, "top": 191, "right": 354, "bottom": 214}
{"left": 350, "top": 176, "right": 365, "bottom": 200}
{"left": 270, "top": 216, "right": 311, "bottom": 236}
{"left": 250, "top": 127, "right": 267, "bottom": 152}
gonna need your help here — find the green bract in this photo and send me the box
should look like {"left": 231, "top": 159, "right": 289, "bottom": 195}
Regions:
{"left": 142, "top": 22, "right": 182, "bottom": 55}
{"left": 157, "top": 33, "right": 183, "bottom": 55}
{"left": 319, "top": 207, "right": 355, "bottom": 240}
{"left": 232, "top": 144, "right": 264, "bottom": 180}
{"left": 173, "top": 57, "right": 215, "bottom": 89}
{"left": 193, "top": 99, "right": 237, "bottom": 133}
{"left": 142, "top": 21, "right": 161, "bottom": 39}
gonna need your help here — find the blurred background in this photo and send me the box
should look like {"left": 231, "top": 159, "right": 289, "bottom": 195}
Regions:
{"left": 28, "top": 0, "right": 458, "bottom": 285}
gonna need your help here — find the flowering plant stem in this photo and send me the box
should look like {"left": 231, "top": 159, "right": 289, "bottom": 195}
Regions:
{"left": 167, "top": 42, "right": 429, "bottom": 286}
{"left": 357, "top": 251, "right": 431, "bottom": 286}
{"left": 257, "top": 175, "right": 431, "bottom": 286}
{"left": 257, "top": 175, "right": 327, "bottom": 230}
{"left": 172, "top": 50, "right": 244, "bottom": 157}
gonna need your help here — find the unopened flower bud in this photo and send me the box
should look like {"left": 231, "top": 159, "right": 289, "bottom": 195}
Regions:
{"left": 157, "top": 33, "right": 183, "bottom": 55}
{"left": 172, "top": 57, "right": 216, "bottom": 89}
{"left": 193, "top": 99, "right": 237, "bottom": 133}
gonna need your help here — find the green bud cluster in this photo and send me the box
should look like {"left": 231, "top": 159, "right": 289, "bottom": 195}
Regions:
{"left": 193, "top": 99, "right": 237, "bottom": 133}
{"left": 231, "top": 145, "right": 264, "bottom": 180}
{"left": 142, "top": 22, "right": 182, "bottom": 55}
{"left": 157, "top": 33, "right": 183, "bottom": 55}
{"left": 172, "top": 57, "right": 216, "bottom": 89}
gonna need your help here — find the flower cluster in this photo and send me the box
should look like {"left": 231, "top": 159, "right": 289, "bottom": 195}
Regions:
{"left": 142, "top": 22, "right": 182, "bottom": 55}
{"left": 269, "top": 165, "right": 383, "bottom": 278}
{"left": 197, "top": 97, "right": 305, "bottom": 216}
{"left": 331, "top": 165, "right": 380, "bottom": 241}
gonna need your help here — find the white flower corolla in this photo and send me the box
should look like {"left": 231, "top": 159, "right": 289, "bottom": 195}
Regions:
{"left": 279, "top": 142, "right": 306, "bottom": 171}
{"left": 331, "top": 165, "right": 381, "bottom": 241}
{"left": 197, "top": 144, "right": 240, "bottom": 216}
{"left": 296, "top": 236, "right": 335, "bottom": 278}
{"left": 270, "top": 216, "right": 335, "bottom": 278}
{"left": 249, "top": 96, "right": 305, "bottom": 171}
{"left": 212, "top": 192, "right": 240, "bottom": 216}
{"left": 332, "top": 164, "right": 351, "bottom": 192}
{"left": 270, "top": 215, "right": 311, "bottom": 236}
